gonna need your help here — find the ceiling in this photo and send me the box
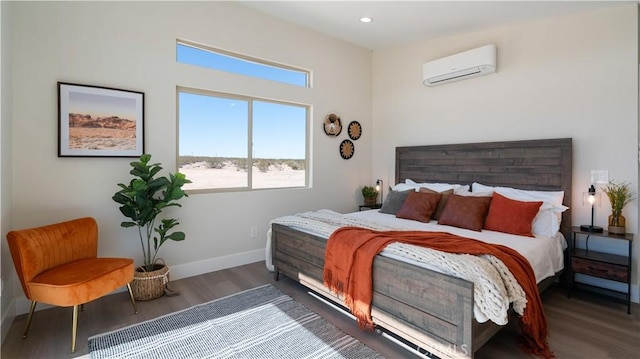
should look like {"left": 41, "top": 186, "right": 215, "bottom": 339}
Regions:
{"left": 239, "top": 1, "right": 633, "bottom": 50}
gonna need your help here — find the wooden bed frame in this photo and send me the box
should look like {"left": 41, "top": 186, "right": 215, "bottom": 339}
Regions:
{"left": 272, "top": 138, "right": 572, "bottom": 358}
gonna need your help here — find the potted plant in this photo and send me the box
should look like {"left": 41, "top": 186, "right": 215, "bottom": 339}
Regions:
{"left": 601, "top": 180, "right": 636, "bottom": 234}
{"left": 112, "top": 154, "right": 191, "bottom": 300}
{"left": 362, "top": 185, "right": 379, "bottom": 206}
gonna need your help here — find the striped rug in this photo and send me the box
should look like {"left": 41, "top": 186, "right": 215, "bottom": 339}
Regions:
{"left": 88, "top": 284, "right": 383, "bottom": 359}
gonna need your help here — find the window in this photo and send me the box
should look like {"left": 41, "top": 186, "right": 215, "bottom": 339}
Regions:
{"left": 178, "top": 88, "right": 308, "bottom": 192}
{"left": 177, "top": 41, "right": 309, "bottom": 87}
{"left": 176, "top": 40, "right": 310, "bottom": 192}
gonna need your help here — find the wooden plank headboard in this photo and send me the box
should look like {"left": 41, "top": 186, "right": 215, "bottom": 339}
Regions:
{"left": 395, "top": 138, "right": 572, "bottom": 237}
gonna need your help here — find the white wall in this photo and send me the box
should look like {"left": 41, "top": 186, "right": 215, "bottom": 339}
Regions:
{"left": 0, "top": 0, "right": 15, "bottom": 342}
{"left": 372, "top": 5, "right": 639, "bottom": 294}
{"left": 7, "top": 1, "right": 372, "bottom": 313}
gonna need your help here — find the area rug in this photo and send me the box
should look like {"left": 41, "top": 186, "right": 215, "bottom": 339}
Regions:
{"left": 88, "top": 284, "right": 383, "bottom": 358}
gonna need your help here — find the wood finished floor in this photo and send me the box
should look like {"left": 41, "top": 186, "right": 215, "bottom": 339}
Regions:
{"left": 2, "top": 261, "right": 639, "bottom": 359}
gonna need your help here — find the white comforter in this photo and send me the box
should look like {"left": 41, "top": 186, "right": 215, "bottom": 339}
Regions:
{"left": 266, "top": 209, "right": 565, "bottom": 325}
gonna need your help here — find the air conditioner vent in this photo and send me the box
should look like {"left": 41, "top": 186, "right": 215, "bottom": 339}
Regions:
{"left": 423, "top": 45, "right": 497, "bottom": 87}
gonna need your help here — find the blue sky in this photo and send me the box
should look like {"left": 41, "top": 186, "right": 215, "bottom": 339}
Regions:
{"left": 177, "top": 43, "right": 307, "bottom": 160}
{"left": 69, "top": 91, "right": 137, "bottom": 120}
{"left": 177, "top": 44, "right": 307, "bottom": 87}
{"left": 179, "top": 93, "right": 306, "bottom": 159}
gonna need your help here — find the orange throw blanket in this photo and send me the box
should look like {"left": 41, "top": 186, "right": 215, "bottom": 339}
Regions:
{"left": 323, "top": 227, "right": 554, "bottom": 359}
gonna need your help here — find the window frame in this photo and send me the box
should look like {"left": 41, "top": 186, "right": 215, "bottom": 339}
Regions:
{"left": 177, "top": 86, "right": 311, "bottom": 194}
{"left": 177, "top": 39, "right": 311, "bottom": 88}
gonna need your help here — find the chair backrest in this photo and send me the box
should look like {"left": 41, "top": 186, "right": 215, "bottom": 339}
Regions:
{"left": 7, "top": 217, "right": 99, "bottom": 299}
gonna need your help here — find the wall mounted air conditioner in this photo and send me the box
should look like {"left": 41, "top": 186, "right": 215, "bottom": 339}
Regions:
{"left": 422, "top": 44, "right": 497, "bottom": 87}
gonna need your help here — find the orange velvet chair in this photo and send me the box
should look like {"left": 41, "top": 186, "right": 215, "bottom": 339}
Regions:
{"left": 6, "top": 217, "right": 137, "bottom": 352}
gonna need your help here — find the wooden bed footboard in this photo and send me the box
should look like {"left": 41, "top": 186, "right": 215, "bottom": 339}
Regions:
{"left": 271, "top": 223, "right": 504, "bottom": 358}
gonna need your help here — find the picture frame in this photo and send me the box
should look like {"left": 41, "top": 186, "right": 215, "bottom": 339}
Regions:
{"left": 58, "top": 82, "right": 144, "bottom": 157}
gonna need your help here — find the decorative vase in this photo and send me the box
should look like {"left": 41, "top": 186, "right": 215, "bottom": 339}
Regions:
{"left": 608, "top": 213, "right": 626, "bottom": 234}
{"left": 364, "top": 197, "right": 376, "bottom": 206}
{"left": 131, "top": 264, "right": 170, "bottom": 301}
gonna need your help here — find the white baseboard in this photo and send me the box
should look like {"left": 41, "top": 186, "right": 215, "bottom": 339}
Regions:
{"left": 14, "top": 248, "right": 266, "bottom": 315}
{"left": 169, "top": 248, "right": 265, "bottom": 280}
{"left": 1, "top": 296, "right": 16, "bottom": 344}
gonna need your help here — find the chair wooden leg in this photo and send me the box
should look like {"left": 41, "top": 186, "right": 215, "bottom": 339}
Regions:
{"left": 71, "top": 305, "right": 79, "bottom": 353}
{"left": 22, "top": 301, "right": 37, "bottom": 338}
{"left": 127, "top": 283, "right": 138, "bottom": 314}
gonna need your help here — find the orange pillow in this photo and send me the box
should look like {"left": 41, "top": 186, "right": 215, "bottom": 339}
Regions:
{"left": 484, "top": 192, "right": 543, "bottom": 237}
{"left": 396, "top": 191, "right": 442, "bottom": 223}
{"left": 438, "top": 194, "right": 492, "bottom": 231}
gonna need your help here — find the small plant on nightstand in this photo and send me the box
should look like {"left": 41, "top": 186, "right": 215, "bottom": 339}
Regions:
{"left": 362, "top": 185, "right": 379, "bottom": 206}
{"left": 601, "top": 180, "right": 636, "bottom": 234}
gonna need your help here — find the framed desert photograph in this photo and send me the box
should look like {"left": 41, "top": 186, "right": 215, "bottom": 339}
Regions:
{"left": 58, "top": 82, "right": 144, "bottom": 157}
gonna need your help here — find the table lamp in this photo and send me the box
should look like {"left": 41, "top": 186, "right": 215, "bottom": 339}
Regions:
{"left": 580, "top": 184, "right": 603, "bottom": 233}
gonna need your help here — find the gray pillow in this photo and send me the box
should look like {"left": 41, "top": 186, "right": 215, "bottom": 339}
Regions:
{"left": 379, "top": 189, "right": 412, "bottom": 215}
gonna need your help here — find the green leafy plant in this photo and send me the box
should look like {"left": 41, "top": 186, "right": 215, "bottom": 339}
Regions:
{"left": 112, "top": 154, "right": 191, "bottom": 271}
{"left": 361, "top": 185, "right": 379, "bottom": 199}
{"left": 601, "top": 180, "right": 636, "bottom": 217}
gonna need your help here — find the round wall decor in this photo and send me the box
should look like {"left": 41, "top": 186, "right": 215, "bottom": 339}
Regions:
{"left": 323, "top": 113, "right": 342, "bottom": 136}
{"left": 340, "top": 139, "right": 354, "bottom": 159}
{"left": 348, "top": 121, "right": 362, "bottom": 140}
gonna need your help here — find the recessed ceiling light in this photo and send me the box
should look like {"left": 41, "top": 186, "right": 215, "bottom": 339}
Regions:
{"left": 359, "top": 17, "right": 373, "bottom": 23}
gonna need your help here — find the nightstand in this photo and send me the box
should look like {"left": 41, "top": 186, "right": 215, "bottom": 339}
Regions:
{"left": 359, "top": 203, "right": 382, "bottom": 211}
{"left": 568, "top": 226, "right": 633, "bottom": 314}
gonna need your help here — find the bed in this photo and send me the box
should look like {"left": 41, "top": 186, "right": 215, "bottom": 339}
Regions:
{"left": 270, "top": 138, "right": 572, "bottom": 358}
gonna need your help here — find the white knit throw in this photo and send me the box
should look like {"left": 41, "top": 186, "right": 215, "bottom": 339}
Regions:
{"left": 269, "top": 210, "right": 527, "bottom": 325}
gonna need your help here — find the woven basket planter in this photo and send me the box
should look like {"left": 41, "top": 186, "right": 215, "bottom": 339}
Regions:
{"left": 131, "top": 264, "right": 169, "bottom": 301}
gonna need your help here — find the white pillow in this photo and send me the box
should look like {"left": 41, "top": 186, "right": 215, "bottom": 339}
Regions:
{"left": 405, "top": 179, "right": 470, "bottom": 194}
{"left": 471, "top": 182, "right": 493, "bottom": 192}
{"left": 391, "top": 183, "right": 417, "bottom": 192}
{"left": 453, "top": 185, "right": 471, "bottom": 195}
{"left": 532, "top": 210, "right": 559, "bottom": 238}
{"left": 472, "top": 182, "right": 567, "bottom": 210}
{"left": 458, "top": 190, "right": 493, "bottom": 197}
{"left": 472, "top": 182, "right": 569, "bottom": 237}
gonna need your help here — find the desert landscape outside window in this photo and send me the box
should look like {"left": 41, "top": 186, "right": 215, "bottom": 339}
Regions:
{"left": 178, "top": 89, "right": 308, "bottom": 192}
